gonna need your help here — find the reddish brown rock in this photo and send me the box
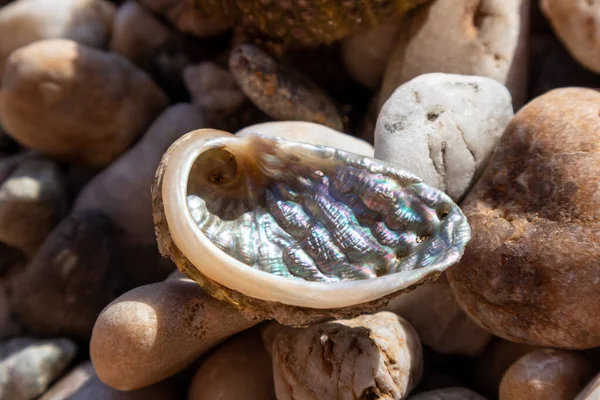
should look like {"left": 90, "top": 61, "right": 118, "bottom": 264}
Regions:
{"left": 447, "top": 88, "right": 600, "bottom": 349}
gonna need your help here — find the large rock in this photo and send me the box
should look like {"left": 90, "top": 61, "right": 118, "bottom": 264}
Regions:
{"left": 0, "top": 39, "right": 167, "bottom": 167}
{"left": 540, "top": 0, "right": 600, "bottom": 74}
{"left": 0, "top": 338, "right": 76, "bottom": 400}
{"left": 380, "top": 0, "right": 530, "bottom": 108}
{"left": 447, "top": 88, "right": 600, "bottom": 349}
{"left": 376, "top": 73, "right": 514, "bottom": 202}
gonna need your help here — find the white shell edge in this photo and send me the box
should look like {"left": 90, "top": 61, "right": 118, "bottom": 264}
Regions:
{"left": 162, "top": 130, "right": 448, "bottom": 309}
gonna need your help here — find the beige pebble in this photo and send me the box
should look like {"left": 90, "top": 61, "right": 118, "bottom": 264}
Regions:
{"left": 541, "top": 0, "right": 600, "bottom": 74}
{"left": 499, "top": 349, "right": 593, "bottom": 400}
{"left": 236, "top": 121, "right": 374, "bottom": 157}
{"left": 90, "top": 278, "right": 258, "bottom": 391}
{"left": 188, "top": 329, "right": 275, "bottom": 400}
{"left": 0, "top": 0, "right": 115, "bottom": 75}
{"left": 0, "top": 39, "right": 167, "bottom": 166}
{"left": 272, "top": 312, "right": 422, "bottom": 400}
{"left": 380, "top": 0, "right": 530, "bottom": 109}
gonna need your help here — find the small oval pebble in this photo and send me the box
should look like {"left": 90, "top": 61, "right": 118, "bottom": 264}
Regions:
{"left": 0, "top": 337, "right": 76, "bottom": 400}
{"left": 229, "top": 44, "right": 343, "bottom": 131}
{"left": 188, "top": 329, "right": 275, "bottom": 400}
{"left": 90, "top": 278, "right": 257, "bottom": 390}
{"left": 0, "top": 39, "right": 168, "bottom": 167}
{"left": 272, "top": 312, "right": 422, "bottom": 400}
{"left": 499, "top": 349, "right": 593, "bottom": 400}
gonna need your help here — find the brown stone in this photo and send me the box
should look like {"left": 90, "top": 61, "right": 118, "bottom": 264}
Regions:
{"left": 499, "top": 349, "right": 593, "bottom": 400}
{"left": 447, "top": 88, "right": 600, "bottom": 349}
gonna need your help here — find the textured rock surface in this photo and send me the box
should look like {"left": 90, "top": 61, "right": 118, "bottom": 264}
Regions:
{"left": 0, "top": 39, "right": 167, "bottom": 166}
{"left": 341, "top": 19, "right": 402, "bottom": 89}
{"left": 385, "top": 280, "right": 491, "bottom": 356}
{"left": 0, "top": 157, "right": 66, "bottom": 256}
{"left": 271, "top": 312, "right": 422, "bottom": 400}
{"left": 447, "top": 88, "right": 600, "bottom": 349}
{"left": 0, "top": 0, "right": 115, "bottom": 75}
{"left": 229, "top": 44, "right": 343, "bottom": 131}
{"left": 409, "top": 387, "right": 487, "bottom": 400}
{"left": 0, "top": 338, "right": 76, "bottom": 400}
{"left": 380, "top": 0, "right": 530, "bottom": 108}
{"left": 90, "top": 278, "right": 257, "bottom": 390}
{"left": 499, "top": 349, "right": 593, "bottom": 400}
{"left": 236, "top": 121, "right": 374, "bottom": 157}
{"left": 540, "top": 0, "right": 600, "bottom": 73}
{"left": 375, "top": 73, "right": 514, "bottom": 201}
{"left": 188, "top": 329, "right": 275, "bottom": 400}
{"left": 39, "top": 361, "right": 179, "bottom": 400}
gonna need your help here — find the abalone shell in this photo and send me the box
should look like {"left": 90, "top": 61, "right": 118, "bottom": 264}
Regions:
{"left": 186, "top": 133, "right": 470, "bottom": 282}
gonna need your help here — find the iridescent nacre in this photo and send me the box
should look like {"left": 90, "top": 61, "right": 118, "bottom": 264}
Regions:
{"left": 153, "top": 128, "right": 470, "bottom": 318}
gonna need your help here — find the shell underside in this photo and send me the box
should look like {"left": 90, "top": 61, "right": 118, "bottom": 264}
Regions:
{"left": 186, "top": 133, "right": 470, "bottom": 283}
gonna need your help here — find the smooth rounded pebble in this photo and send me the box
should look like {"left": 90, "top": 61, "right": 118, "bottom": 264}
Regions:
{"left": 0, "top": 0, "right": 115, "bottom": 75}
{"left": 380, "top": 0, "right": 530, "bottom": 108}
{"left": 188, "top": 329, "right": 275, "bottom": 400}
{"left": 447, "top": 88, "right": 600, "bottom": 349}
{"left": 39, "top": 361, "right": 178, "bottom": 400}
{"left": 499, "top": 349, "right": 593, "bottom": 400}
{"left": 0, "top": 337, "right": 76, "bottom": 400}
{"left": 90, "top": 278, "right": 257, "bottom": 390}
{"left": 0, "top": 156, "right": 66, "bottom": 256}
{"left": 385, "top": 280, "right": 491, "bottom": 356}
{"left": 0, "top": 39, "right": 167, "bottom": 166}
{"left": 236, "top": 121, "right": 374, "bottom": 157}
{"left": 272, "top": 312, "right": 422, "bottom": 400}
{"left": 541, "top": 0, "right": 600, "bottom": 73}
{"left": 376, "top": 73, "right": 514, "bottom": 201}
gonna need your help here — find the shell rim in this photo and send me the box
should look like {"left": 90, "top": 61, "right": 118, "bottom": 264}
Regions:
{"left": 161, "top": 129, "right": 471, "bottom": 309}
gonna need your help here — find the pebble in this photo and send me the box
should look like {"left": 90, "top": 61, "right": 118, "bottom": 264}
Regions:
{"left": 540, "top": 0, "right": 600, "bottom": 73}
{"left": 236, "top": 121, "right": 374, "bottom": 157}
{"left": 499, "top": 349, "right": 593, "bottom": 400}
{"left": 471, "top": 339, "right": 540, "bottom": 398}
{"left": 39, "top": 361, "right": 179, "bottom": 400}
{"left": 9, "top": 211, "right": 121, "bottom": 342}
{"left": 229, "top": 44, "right": 343, "bottom": 131}
{"left": 0, "top": 337, "right": 76, "bottom": 400}
{"left": 409, "top": 388, "right": 488, "bottom": 400}
{"left": 0, "top": 0, "right": 115, "bottom": 75}
{"left": 0, "top": 157, "right": 66, "bottom": 257}
{"left": 380, "top": 0, "right": 530, "bottom": 109}
{"left": 341, "top": 19, "right": 402, "bottom": 89}
{"left": 385, "top": 280, "right": 491, "bottom": 356}
{"left": 90, "top": 278, "right": 257, "bottom": 391}
{"left": 188, "top": 329, "right": 275, "bottom": 400}
{"left": 271, "top": 312, "right": 422, "bottom": 400}
{"left": 375, "top": 73, "right": 514, "bottom": 201}
{"left": 447, "top": 88, "right": 600, "bottom": 348}
{"left": 0, "top": 39, "right": 168, "bottom": 167}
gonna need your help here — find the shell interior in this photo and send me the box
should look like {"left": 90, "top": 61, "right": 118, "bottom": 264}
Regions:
{"left": 185, "top": 133, "right": 470, "bottom": 285}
